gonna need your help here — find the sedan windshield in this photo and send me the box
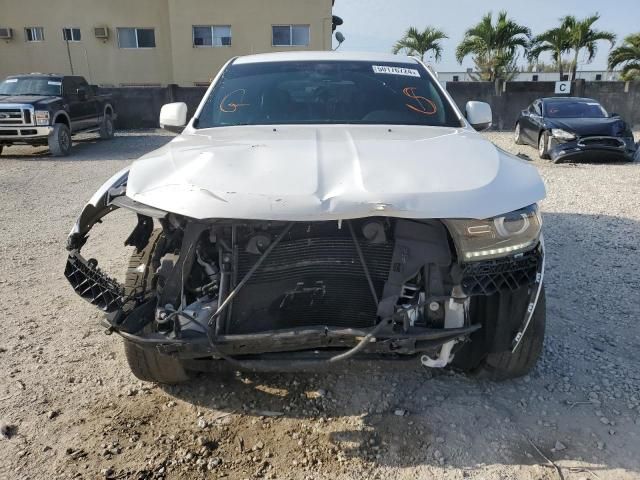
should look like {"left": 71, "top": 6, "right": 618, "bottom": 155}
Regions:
{"left": 196, "top": 60, "right": 462, "bottom": 128}
{"left": 545, "top": 100, "right": 607, "bottom": 119}
{"left": 0, "top": 77, "right": 62, "bottom": 96}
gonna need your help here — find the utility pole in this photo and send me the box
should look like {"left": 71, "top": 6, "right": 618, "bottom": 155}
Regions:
{"left": 65, "top": 38, "right": 75, "bottom": 75}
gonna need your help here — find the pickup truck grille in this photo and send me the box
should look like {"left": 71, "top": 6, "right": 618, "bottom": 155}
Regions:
{"left": 0, "top": 105, "right": 35, "bottom": 126}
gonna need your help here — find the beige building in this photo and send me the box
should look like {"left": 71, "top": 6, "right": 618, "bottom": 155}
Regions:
{"left": 0, "top": 0, "right": 335, "bottom": 86}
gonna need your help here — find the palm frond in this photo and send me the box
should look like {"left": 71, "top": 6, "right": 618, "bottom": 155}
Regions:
{"left": 608, "top": 33, "right": 640, "bottom": 70}
{"left": 392, "top": 25, "right": 448, "bottom": 62}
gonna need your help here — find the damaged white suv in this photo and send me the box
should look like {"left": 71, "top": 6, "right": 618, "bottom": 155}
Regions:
{"left": 65, "top": 52, "right": 546, "bottom": 383}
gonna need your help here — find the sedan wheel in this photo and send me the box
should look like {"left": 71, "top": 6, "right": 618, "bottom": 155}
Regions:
{"left": 538, "top": 132, "right": 550, "bottom": 159}
{"left": 514, "top": 123, "right": 524, "bottom": 145}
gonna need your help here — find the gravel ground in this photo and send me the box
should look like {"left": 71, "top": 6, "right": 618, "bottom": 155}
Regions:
{"left": 0, "top": 130, "right": 639, "bottom": 480}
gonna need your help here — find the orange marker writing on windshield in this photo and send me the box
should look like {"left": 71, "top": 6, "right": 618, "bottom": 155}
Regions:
{"left": 403, "top": 87, "right": 437, "bottom": 115}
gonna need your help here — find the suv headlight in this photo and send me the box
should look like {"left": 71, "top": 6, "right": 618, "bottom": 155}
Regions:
{"left": 551, "top": 129, "right": 576, "bottom": 141}
{"left": 444, "top": 204, "right": 542, "bottom": 261}
{"left": 35, "top": 110, "right": 50, "bottom": 126}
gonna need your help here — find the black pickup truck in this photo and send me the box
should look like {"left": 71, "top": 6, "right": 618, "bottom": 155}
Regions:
{"left": 0, "top": 74, "right": 116, "bottom": 156}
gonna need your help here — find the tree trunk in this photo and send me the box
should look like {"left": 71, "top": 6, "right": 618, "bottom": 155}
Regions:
{"left": 557, "top": 49, "right": 564, "bottom": 81}
{"left": 572, "top": 50, "right": 579, "bottom": 80}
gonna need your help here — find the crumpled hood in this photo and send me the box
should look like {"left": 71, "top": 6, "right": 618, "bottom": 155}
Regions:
{"left": 126, "top": 125, "right": 545, "bottom": 220}
{"left": 547, "top": 117, "right": 628, "bottom": 137}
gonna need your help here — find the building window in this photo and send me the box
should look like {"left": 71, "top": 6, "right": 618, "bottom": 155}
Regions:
{"left": 595, "top": 74, "right": 602, "bottom": 81}
{"left": 452, "top": 75, "right": 459, "bottom": 82}
{"left": 532, "top": 74, "right": 539, "bottom": 82}
{"left": 272, "top": 25, "right": 310, "bottom": 46}
{"left": 62, "top": 27, "right": 81, "bottom": 42}
{"left": 117, "top": 28, "right": 156, "bottom": 48}
{"left": 25, "top": 27, "right": 44, "bottom": 42}
{"left": 193, "top": 25, "right": 231, "bottom": 47}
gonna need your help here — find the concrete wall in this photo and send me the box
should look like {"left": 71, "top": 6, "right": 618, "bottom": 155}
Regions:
{"left": 101, "top": 85, "right": 206, "bottom": 128}
{"left": 0, "top": 0, "right": 333, "bottom": 86}
{"left": 439, "top": 70, "right": 621, "bottom": 82}
{"left": 446, "top": 80, "right": 640, "bottom": 130}
{"left": 105, "top": 81, "right": 640, "bottom": 130}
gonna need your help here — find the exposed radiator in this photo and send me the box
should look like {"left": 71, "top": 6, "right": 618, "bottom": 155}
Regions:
{"left": 229, "top": 235, "right": 394, "bottom": 333}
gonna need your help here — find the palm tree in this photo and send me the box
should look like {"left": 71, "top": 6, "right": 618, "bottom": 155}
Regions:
{"left": 529, "top": 27, "right": 572, "bottom": 80}
{"left": 456, "top": 11, "right": 531, "bottom": 81}
{"left": 608, "top": 33, "right": 640, "bottom": 81}
{"left": 562, "top": 14, "right": 616, "bottom": 80}
{"left": 392, "top": 27, "right": 448, "bottom": 62}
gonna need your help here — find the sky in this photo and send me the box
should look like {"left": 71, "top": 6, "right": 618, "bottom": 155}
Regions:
{"left": 331, "top": 0, "right": 640, "bottom": 72}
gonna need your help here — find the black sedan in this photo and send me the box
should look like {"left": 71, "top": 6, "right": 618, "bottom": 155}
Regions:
{"left": 514, "top": 97, "right": 636, "bottom": 162}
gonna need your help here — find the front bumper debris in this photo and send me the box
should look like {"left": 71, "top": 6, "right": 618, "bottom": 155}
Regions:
{"left": 65, "top": 253, "right": 124, "bottom": 312}
{"left": 549, "top": 136, "right": 635, "bottom": 163}
{"left": 117, "top": 323, "right": 481, "bottom": 359}
{"left": 460, "top": 247, "right": 541, "bottom": 296}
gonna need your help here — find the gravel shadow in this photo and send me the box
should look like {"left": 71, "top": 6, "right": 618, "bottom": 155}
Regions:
{"left": 0, "top": 130, "right": 174, "bottom": 161}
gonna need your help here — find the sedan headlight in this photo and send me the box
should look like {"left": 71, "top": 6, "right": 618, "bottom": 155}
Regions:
{"left": 444, "top": 205, "right": 542, "bottom": 261}
{"left": 35, "top": 110, "right": 50, "bottom": 126}
{"left": 551, "top": 129, "right": 576, "bottom": 141}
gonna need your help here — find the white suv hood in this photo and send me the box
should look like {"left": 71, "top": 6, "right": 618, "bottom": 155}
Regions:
{"left": 126, "top": 125, "right": 545, "bottom": 220}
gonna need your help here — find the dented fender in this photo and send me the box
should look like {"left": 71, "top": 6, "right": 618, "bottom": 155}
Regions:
{"left": 66, "top": 167, "right": 168, "bottom": 252}
{"left": 66, "top": 167, "right": 130, "bottom": 251}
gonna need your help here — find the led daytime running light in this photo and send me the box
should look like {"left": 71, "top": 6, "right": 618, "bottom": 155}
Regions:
{"left": 463, "top": 239, "right": 536, "bottom": 259}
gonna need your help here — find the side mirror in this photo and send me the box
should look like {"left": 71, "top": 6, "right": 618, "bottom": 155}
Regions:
{"left": 160, "top": 102, "right": 188, "bottom": 132}
{"left": 610, "top": 112, "right": 620, "bottom": 118}
{"left": 76, "top": 87, "right": 87, "bottom": 100}
{"left": 465, "top": 101, "right": 492, "bottom": 131}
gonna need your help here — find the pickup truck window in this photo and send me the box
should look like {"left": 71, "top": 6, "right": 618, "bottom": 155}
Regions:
{"left": 0, "top": 77, "right": 61, "bottom": 96}
{"left": 62, "top": 77, "right": 89, "bottom": 95}
{"left": 196, "top": 60, "right": 462, "bottom": 128}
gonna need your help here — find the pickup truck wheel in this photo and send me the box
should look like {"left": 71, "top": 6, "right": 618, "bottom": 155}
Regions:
{"left": 99, "top": 114, "right": 114, "bottom": 140}
{"left": 49, "top": 123, "right": 72, "bottom": 157}
{"left": 479, "top": 287, "right": 546, "bottom": 381}
{"left": 122, "top": 229, "right": 189, "bottom": 384}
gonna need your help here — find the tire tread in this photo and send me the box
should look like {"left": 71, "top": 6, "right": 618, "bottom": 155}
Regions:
{"left": 122, "top": 229, "right": 189, "bottom": 384}
{"left": 482, "top": 287, "right": 546, "bottom": 380}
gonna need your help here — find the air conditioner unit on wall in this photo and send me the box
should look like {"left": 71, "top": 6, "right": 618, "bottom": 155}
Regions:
{"left": 94, "top": 26, "right": 109, "bottom": 39}
{"left": 0, "top": 27, "right": 13, "bottom": 39}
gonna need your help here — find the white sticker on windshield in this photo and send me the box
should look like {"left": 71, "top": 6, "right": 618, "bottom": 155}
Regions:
{"left": 372, "top": 65, "right": 420, "bottom": 77}
{"left": 6, "top": 78, "right": 18, "bottom": 83}
{"left": 48, "top": 81, "right": 62, "bottom": 86}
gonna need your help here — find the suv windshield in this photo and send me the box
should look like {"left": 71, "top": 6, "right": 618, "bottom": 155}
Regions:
{"left": 0, "top": 77, "right": 62, "bottom": 96}
{"left": 545, "top": 100, "right": 607, "bottom": 119}
{"left": 196, "top": 60, "right": 462, "bottom": 128}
